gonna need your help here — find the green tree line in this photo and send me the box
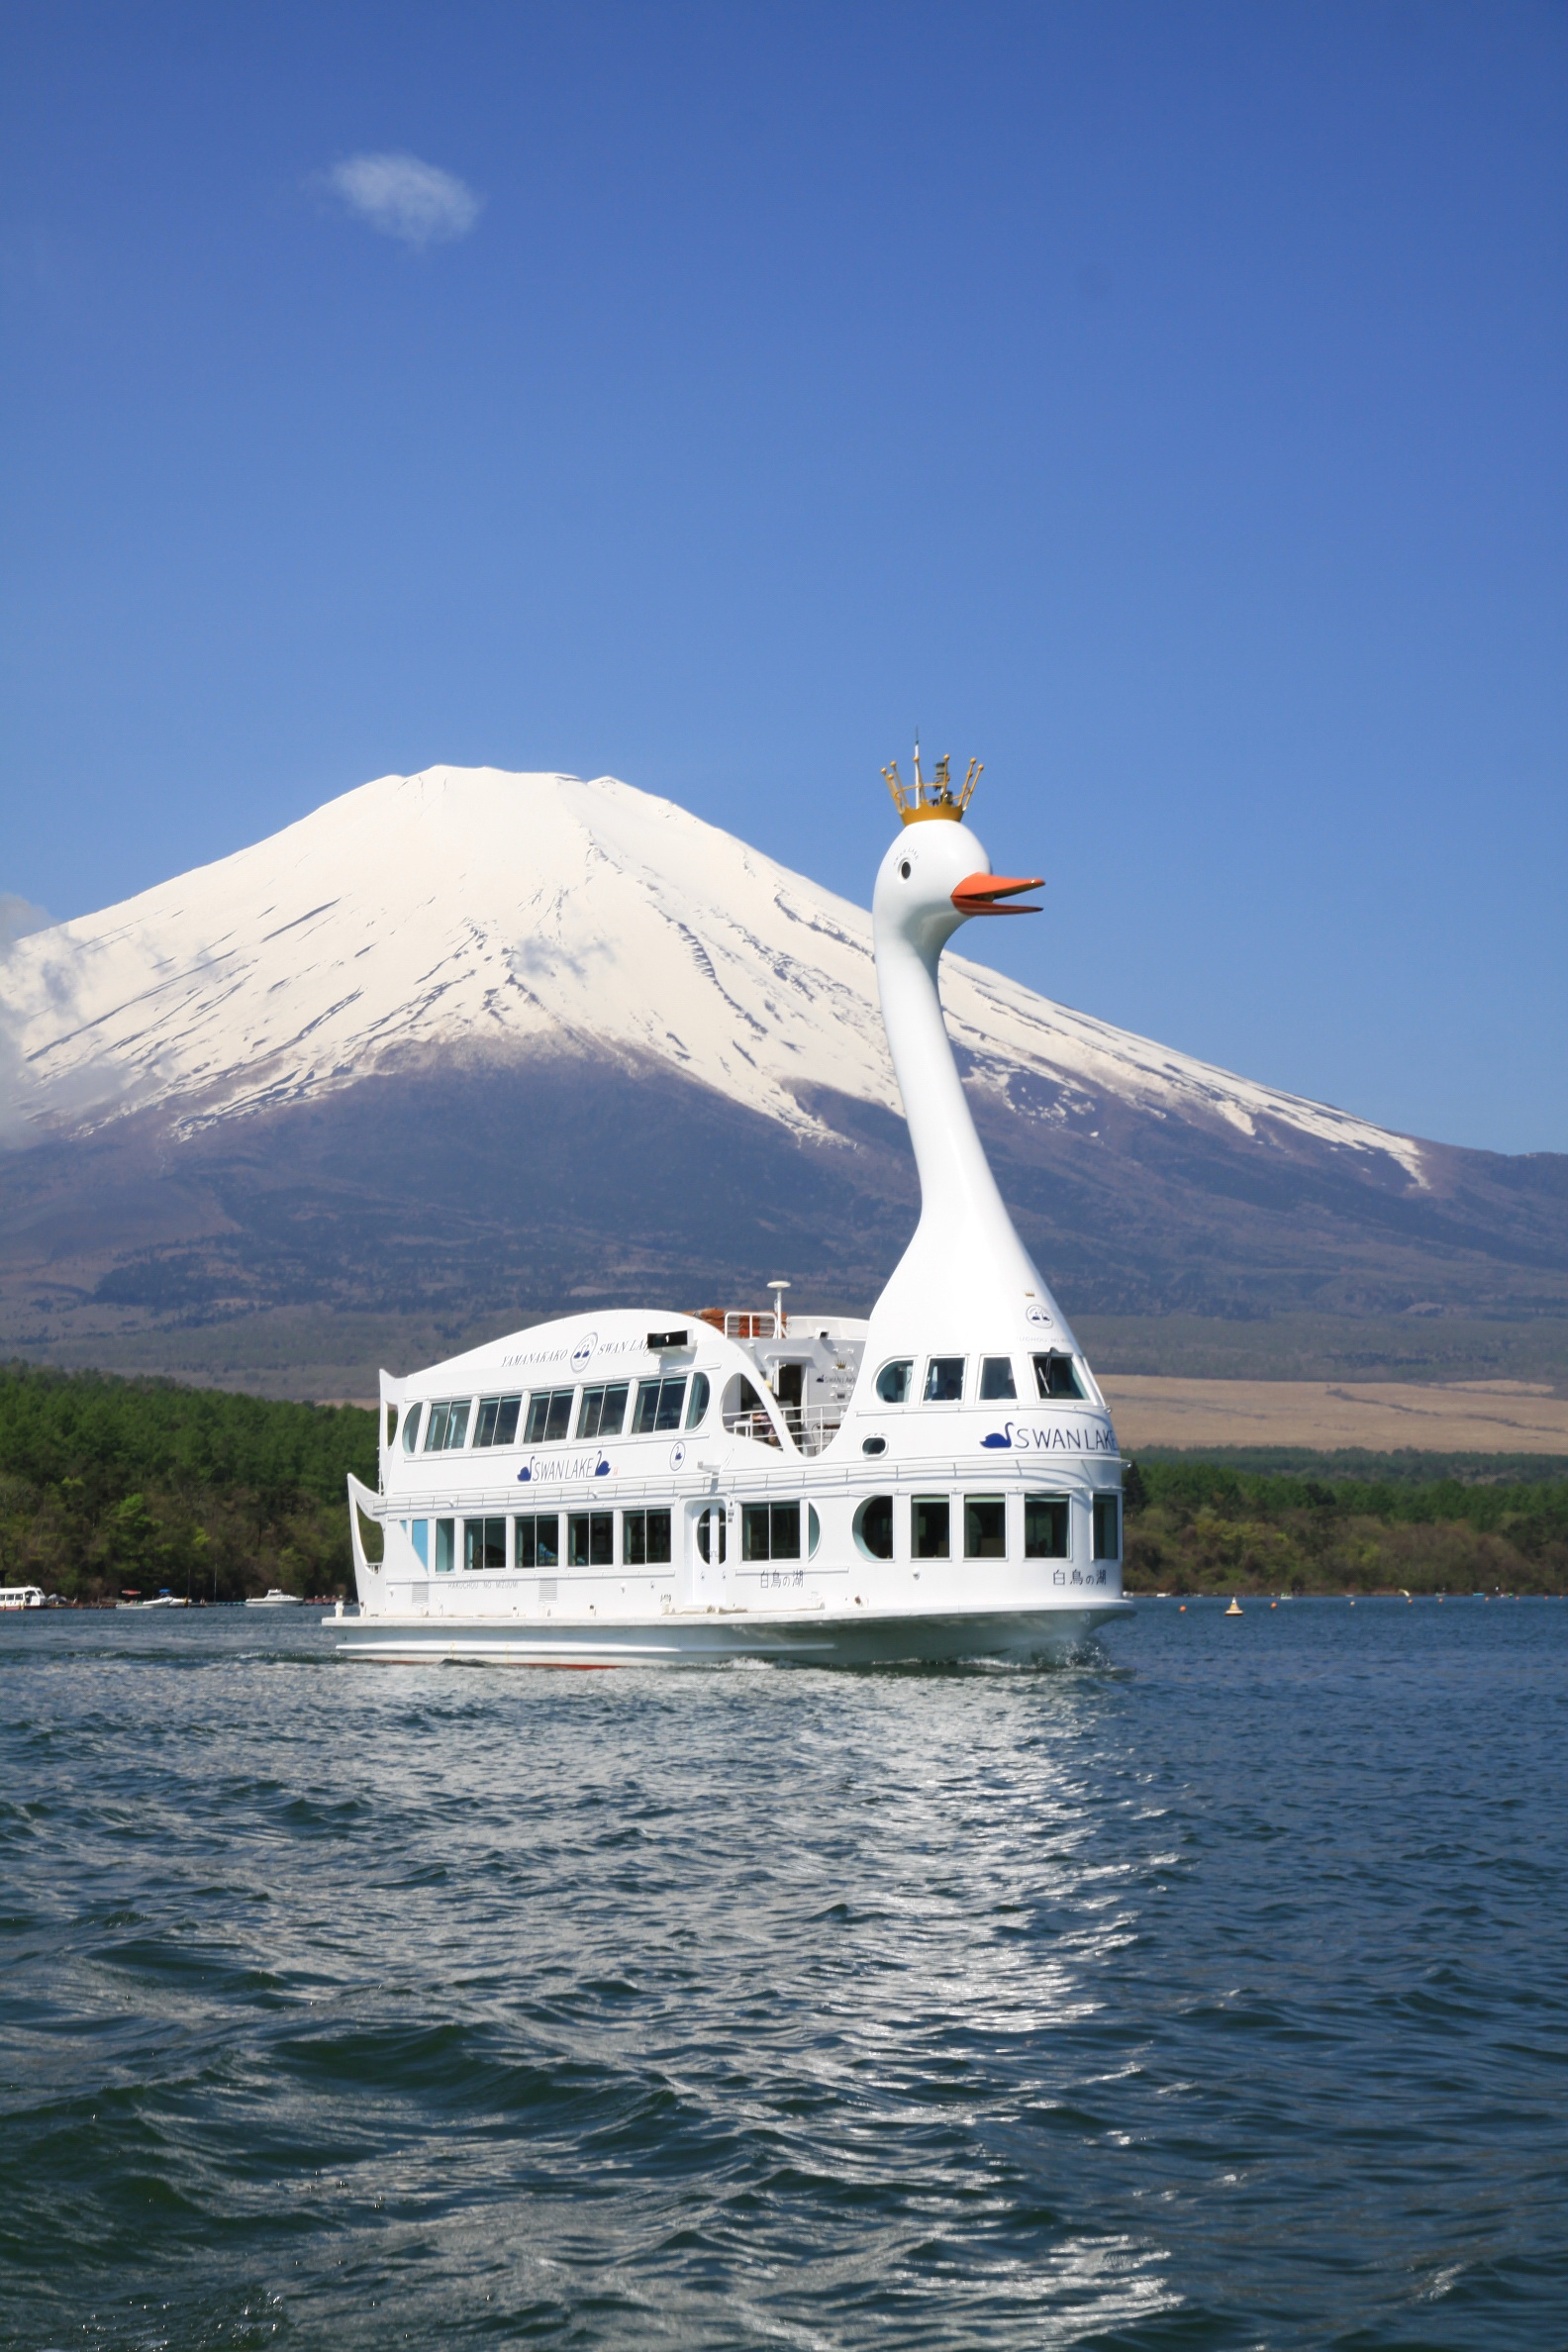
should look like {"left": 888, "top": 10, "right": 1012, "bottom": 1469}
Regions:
{"left": 0, "top": 1363, "right": 376, "bottom": 1601}
{"left": 1125, "top": 1458, "right": 1568, "bottom": 1595}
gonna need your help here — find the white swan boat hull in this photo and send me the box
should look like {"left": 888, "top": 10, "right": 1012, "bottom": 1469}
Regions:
{"left": 335, "top": 1597, "right": 1127, "bottom": 1668}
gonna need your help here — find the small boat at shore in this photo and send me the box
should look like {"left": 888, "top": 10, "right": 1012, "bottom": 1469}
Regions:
{"left": 342, "top": 755, "right": 1132, "bottom": 1668}
{"left": 245, "top": 1590, "right": 304, "bottom": 1608}
{"left": 0, "top": 1585, "right": 48, "bottom": 1611}
{"left": 117, "top": 1592, "right": 190, "bottom": 1609}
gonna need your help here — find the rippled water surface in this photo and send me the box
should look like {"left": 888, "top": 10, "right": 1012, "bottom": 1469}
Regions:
{"left": 3, "top": 1602, "right": 1566, "bottom": 2350}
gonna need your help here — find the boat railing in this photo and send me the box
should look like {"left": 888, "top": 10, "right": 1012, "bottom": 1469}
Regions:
{"left": 723, "top": 1404, "right": 845, "bottom": 1457}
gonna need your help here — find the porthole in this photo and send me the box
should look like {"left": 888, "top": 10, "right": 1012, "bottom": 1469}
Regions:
{"left": 854, "top": 1496, "right": 894, "bottom": 1561}
{"left": 899, "top": 859, "right": 912, "bottom": 880}
{"left": 862, "top": 1435, "right": 887, "bottom": 1456}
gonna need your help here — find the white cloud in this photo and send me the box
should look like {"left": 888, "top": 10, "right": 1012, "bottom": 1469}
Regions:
{"left": 326, "top": 152, "right": 483, "bottom": 249}
{"left": 0, "top": 893, "right": 51, "bottom": 947}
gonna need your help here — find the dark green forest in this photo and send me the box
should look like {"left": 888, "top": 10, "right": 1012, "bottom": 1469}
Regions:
{"left": 1124, "top": 1456, "right": 1568, "bottom": 1595}
{"left": 1, "top": 1363, "right": 1564, "bottom": 1602}
{"left": 0, "top": 1363, "right": 375, "bottom": 1601}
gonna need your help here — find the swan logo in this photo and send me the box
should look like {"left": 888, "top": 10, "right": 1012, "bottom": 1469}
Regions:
{"left": 668, "top": 1440, "right": 687, "bottom": 1471}
{"left": 571, "top": 1331, "right": 598, "bottom": 1372}
{"left": 981, "top": 1429, "right": 1013, "bottom": 1449}
{"left": 518, "top": 1451, "right": 616, "bottom": 1485}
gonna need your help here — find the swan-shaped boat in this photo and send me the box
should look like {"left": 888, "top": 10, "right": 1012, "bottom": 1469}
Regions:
{"left": 340, "top": 757, "right": 1130, "bottom": 1664}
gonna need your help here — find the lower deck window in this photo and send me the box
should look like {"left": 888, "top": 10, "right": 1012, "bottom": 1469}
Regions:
{"left": 1025, "top": 1494, "right": 1070, "bottom": 1559}
{"left": 568, "top": 1511, "right": 614, "bottom": 1568}
{"left": 742, "top": 1502, "right": 801, "bottom": 1561}
{"left": 622, "top": 1508, "right": 672, "bottom": 1566}
{"left": 913, "top": 1497, "right": 949, "bottom": 1559}
{"left": 1093, "top": 1494, "right": 1122, "bottom": 1561}
{"left": 434, "top": 1517, "right": 455, "bottom": 1574}
{"left": 964, "top": 1496, "right": 1007, "bottom": 1559}
{"left": 514, "top": 1514, "right": 559, "bottom": 1570}
{"left": 411, "top": 1519, "right": 429, "bottom": 1567}
{"left": 463, "top": 1517, "right": 507, "bottom": 1571}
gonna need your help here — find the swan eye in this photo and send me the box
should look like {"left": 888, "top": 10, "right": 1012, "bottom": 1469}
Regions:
{"left": 899, "top": 860, "right": 911, "bottom": 880}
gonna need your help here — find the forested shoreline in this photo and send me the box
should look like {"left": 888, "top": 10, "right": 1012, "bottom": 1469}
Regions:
{"left": 0, "top": 1363, "right": 373, "bottom": 1601}
{"left": 1, "top": 1363, "right": 1564, "bottom": 1603}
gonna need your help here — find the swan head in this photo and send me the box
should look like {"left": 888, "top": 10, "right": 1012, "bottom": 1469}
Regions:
{"left": 872, "top": 820, "right": 1042, "bottom": 965}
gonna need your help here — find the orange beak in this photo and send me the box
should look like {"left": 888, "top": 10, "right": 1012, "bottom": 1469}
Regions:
{"left": 950, "top": 872, "right": 1043, "bottom": 917}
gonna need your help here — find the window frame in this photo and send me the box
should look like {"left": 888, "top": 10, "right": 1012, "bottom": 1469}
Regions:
{"left": 633, "top": 1375, "right": 688, "bottom": 1434}
{"left": 964, "top": 1495, "right": 1008, "bottom": 1560}
{"left": 525, "top": 1388, "right": 575, "bottom": 1445}
{"left": 567, "top": 1510, "right": 615, "bottom": 1568}
{"left": 473, "top": 1395, "right": 523, "bottom": 1449}
{"left": 923, "top": 1357, "right": 965, "bottom": 1404}
{"left": 1024, "top": 1492, "right": 1071, "bottom": 1560}
{"left": 854, "top": 1495, "right": 895, "bottom": 1561}
{"left": 514, "top": 1513, "right": 559, "bottom": 1570}
{"left": 874, "top": 1359, "right": 914, "bottom": 1406}
{"left": 1032, "top": 1352, "right": 1085, "bottom": 1402}
{"left": 463, "top": 1516, "right": 508, "bottom": 1571}
{"left": 576, "top": 1382, "right": 630, "bottom": 1440}
{"left": 978, "top": 1357, "right": 1018, "bottom": 1402}
{"left": 912, "top": 1495, "right": 951, "bottom": 1559}
{"left": 1093, "top": 1493, "right": 1122, "bottom": 1562}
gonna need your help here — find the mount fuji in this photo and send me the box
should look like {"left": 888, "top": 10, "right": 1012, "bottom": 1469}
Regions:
{"left": 2, "top": 766, "right": 1564, "bottom": 1383}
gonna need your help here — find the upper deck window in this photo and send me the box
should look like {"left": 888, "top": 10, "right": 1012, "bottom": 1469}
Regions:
{"left": 979, "top": 1357, "right": 1017, "bottom": 1401}
{"left": 401, "top": 1404, "right": 424, "bottom": 1455}
{"left": 633, "top": 1376, "right": 687, "bottom": 1434}
{"left": 875, "top": 1360, "right": 913, "bottom": 1405}
{"left": 1033, "top": 1353, "right": 1084, "bottom": 1401}
{"left": 577, "top": 1382, "right": 630, "bottom": 1440}
{"left": 685, "top": 1373, "right": 711, "bottom": 1430}
{"left": 924, "top": 1357, "right": 965, "bottom": 1404}
{"left": 423, "top": 1400, "right": 471, "bottom": 1452}
{"left": 473, "top": 1395, "right": 522, "bottom": 1448}
{"left": 525, "top": 1389, "right": 574, "bottom": 1444}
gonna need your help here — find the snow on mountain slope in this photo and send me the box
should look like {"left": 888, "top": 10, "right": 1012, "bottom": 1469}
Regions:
{"left": 0, "top": 765, "right": 1425, "bottom": 1182}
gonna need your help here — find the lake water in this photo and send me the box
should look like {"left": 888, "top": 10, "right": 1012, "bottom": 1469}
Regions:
{"left": 2, "top": 1601, "right": 1564, "bottom": 2350}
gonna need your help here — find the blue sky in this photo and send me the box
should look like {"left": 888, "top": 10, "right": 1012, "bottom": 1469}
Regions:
{"left": 2, "top": 0, "right": 1564, "bottom": 1152}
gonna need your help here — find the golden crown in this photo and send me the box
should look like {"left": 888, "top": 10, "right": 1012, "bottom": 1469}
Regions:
{"left": 882, "top": 745, "right": 982, "bottom": 825}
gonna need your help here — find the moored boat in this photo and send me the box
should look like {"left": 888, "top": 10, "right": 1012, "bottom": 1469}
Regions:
{"left": 341, "top": 755, "right": 1132, "bottom": 1667}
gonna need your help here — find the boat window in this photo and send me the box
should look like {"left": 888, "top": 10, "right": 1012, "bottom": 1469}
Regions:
{"left": 577, "top": 1382, "right": 630, "bottom": 1440}
{"left": 525, "top": 1389, "right": 574, "bottom": 1444}
{"left": 1025, "top": 1494, "right": 1070, "bottom": 1559}
{"left": 514, "top": 1514, "right": 559, "bottom": 1570}
{"left": 808, "top": 1504, "right": 820, "bottom": 1558}
{"left": 854, "top": 1496, "right": 894, "bottom": 1560}
{"left": 696, "top": 1507, "right": 728, "bottom": 1565}
{"left": 875, "top": 1359, "right": 913, "bottom": 1405}
{"left": 741, "top": 1502, "right": 802, "bottom": 1561}
{"left": 913, "top": 1496, "right": 950, "bottom": 1559}
{"left": 1033, "top": 1353, "right": 1084, "bottom": 1401}
{"left": 924, "top": 1358, "right": 965, "bottom": 1404}
{"left": 473, "top": 1395, "right": 522, "bottom": 1448}
{"left": 623, "top": 1509, "right": 672, "bottom": 1566}
{"left": 1093, "top": 1495, "right": 1121, "bottom": 1561}
{"left": 434, "top": 1518, "right": 455, "bottom": 1574}
{"left": 685, "top": 1373, "right": 711, "bottom": 1430}
{"left": 633, "top": 1376, "right": 687, "bottom": 1434}
{"left": 385, "top": 1403, "right": 398, "bottom": 1447}
{"left": 568, "top": 1511, "right": 614, "bottom": 1568}
{"left": 423, "top": 1400, "right": 472, "bottom": 1452}
{"left": 463, "top": 1517, "right": 507, "bottom": 1571}
{"left": 979, "top": 1357, "right": 1017, "bottom": 1402}
{"left": 965, "top": 1496, "right": 1007, "bottom": 1559}
{"left": 411, "top": 1519, "right": 429, "bottom": 1567}
{"left": 402, "top": 1404, "right": 423, "bottom": 1455}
